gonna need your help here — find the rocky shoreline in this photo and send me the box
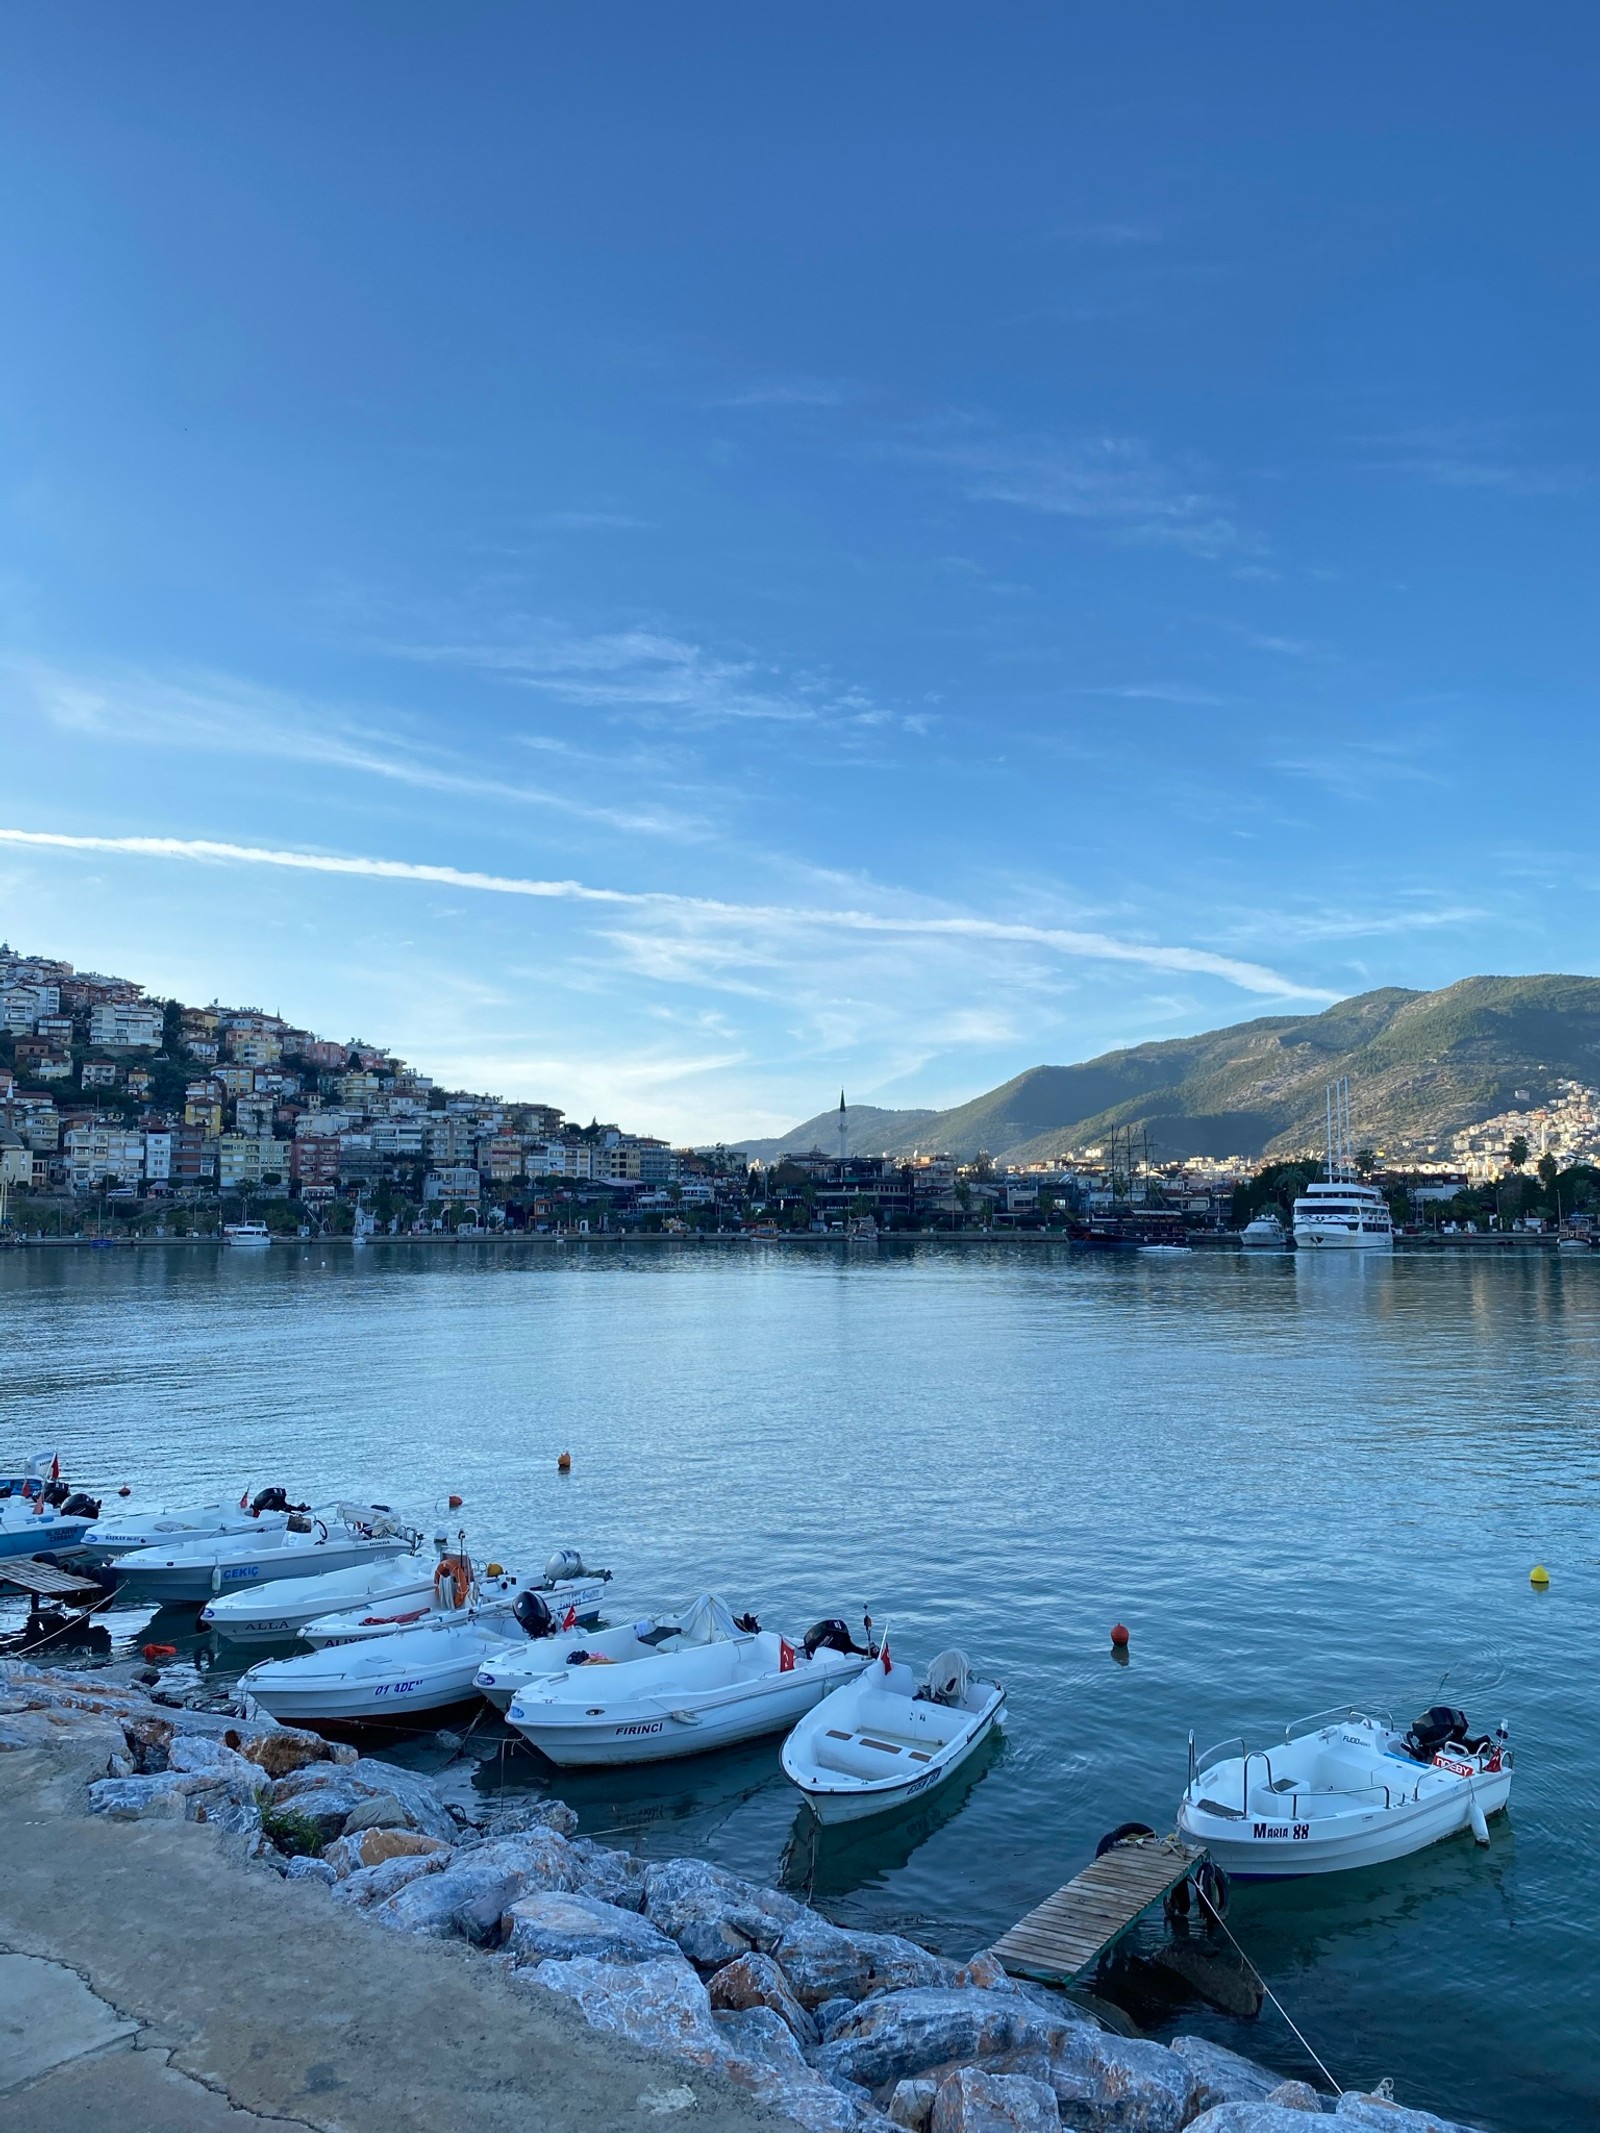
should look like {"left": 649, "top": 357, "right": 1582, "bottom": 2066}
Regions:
{"left": 2, "top": 1655, "right": 1486, "bottom": 2133}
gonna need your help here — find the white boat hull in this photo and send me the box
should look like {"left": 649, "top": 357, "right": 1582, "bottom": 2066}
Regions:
{"left": 508, "top": 1632, "right": 869, "bottom": 1768}
{"left": 1293, "top": 1225, "right": 1392, "bottom": 1251}
{"left": 241, "top": 1616, "right": 521, "bottom": 1722}
{"left": 78, "top": 1504, "right": 285, "bottom": 1570}
{"left": 113, "top": 1527, "right": 411, "bottom": 1606}
{"left": 304, "top": 1571, "right": 609, "bottom": 1649}
{"left": 1179, "top": 1712, "right": 1513, "bottom": 1878}
{"left": 200, "top": 1553, "right": 433, "bottom": 1643}
{"left": 784, "top": 1663, "right": 1007, "bottom": 1824}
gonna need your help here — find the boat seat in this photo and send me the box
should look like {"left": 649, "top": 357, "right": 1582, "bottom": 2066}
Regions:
{"left": 813, "top": 1727, "right": 935, "bottom": 1781}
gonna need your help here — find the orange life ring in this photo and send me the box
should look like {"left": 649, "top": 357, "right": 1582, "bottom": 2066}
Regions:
{"left": 433, "top": 1553, "right": 472, "bottom": 1610}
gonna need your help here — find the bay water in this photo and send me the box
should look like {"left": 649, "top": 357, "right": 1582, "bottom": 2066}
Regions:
{"left": 2, "top": 1241, "right": 1594, "bottom": 2129}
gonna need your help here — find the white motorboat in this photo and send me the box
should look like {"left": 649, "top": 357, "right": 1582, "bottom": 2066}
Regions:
{"left": 1240, "top": 1211, "right": 1287, "bottom": 1249}
{"left": 301, "top": 1545, "right": 612, "bottom": 1648}
{"left": 77, "top": 1487, "right": 296, "bottom": 1570}
{"left": 1139, "top": 1243, "right": 1191, "bottom": 1256}
{"left": 505, "top": 1599, "right": 874, "bottom": 1768}
{"left": 1177, "top": 1705, "right": 1513, "bottom": 1878}
{"left": 474, "top": 1618, "right": 669, "bottom": 1711}
{"left": 200, "top": 1544, "right": 440, "bottom": 1644}
{"left": 239, "top": 1607, "right": 527, "bottom": 1723}
{"left": 222, "top": 1222, "right": 272, "bottom": 1246}
{"left": 781, "top": 1647, "right": 1005, "bottom": 1824}
{"left": 1292, "top": 1078, "right": 1393, "bottom": 1251}
{"left": 0, "top": 1453, "right": 103, "bottom": 1561}
{"left": 110, "top": 1503, "right": 417, "bottom": 1607}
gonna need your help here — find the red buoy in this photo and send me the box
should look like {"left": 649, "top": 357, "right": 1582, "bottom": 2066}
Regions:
{"left": 1110, "top": 1622, "right": 1130, "bottom": 1648}
{"left": 447, "top": 1493, "right": 463, "bottom": 1509}
{"left": 142, "top": 1642, "right": 177, "bottom": 1663}
{"left": 118, "top": 1485, "right": 132, "bottom": 1497}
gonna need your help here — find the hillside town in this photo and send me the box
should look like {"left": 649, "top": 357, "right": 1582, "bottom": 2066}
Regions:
{"left": 5, "top": 940, "right": 1600, "bottom": 1242}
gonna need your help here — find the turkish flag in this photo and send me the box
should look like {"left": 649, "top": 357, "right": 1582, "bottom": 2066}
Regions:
{"left": 50, "top": 1455, "right": 60, "bottom": 1482}
{"left": 562, "top": 1605, "right": 578, "bottom": 1632}
{"left": 239, "top": 1489, "right": 250, "bottom": 1509}
{"left": 779, "top": 1637, "right": 796, "bottom": 1672}
{"left": 880, "top": 1633, "right": 892, "bottom": 1674}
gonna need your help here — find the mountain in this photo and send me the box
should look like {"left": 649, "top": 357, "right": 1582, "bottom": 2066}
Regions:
{"left": 736, "top": 977, "right": 1600, "bottom": 1166}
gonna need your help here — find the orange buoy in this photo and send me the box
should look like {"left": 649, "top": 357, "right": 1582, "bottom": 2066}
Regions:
{"left": 1110, "top": 1622, "right": 1130, "bottom": 1648}
{"left": 118, "top": 1484, "right": 132, "bottom": 1497}
{"left": 557, "top": 1452, "right": 572, "bottom": 1473}
{"left": 142, "top": 1642, "right": 177, "bottom": 1663}
{"left": 447, "top": 1493, "right": 463, "bottom": 1509}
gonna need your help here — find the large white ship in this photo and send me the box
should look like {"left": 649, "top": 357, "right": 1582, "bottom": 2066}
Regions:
{"left": 1292, "top": 1078, "right": 1393, "bottom": 1251}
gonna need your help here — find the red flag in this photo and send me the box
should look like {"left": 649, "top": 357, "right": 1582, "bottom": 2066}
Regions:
{"left": 779, "top": 1637, "right": 796, "bottom": 1672}
{"left": 50, "top": 1454, "right": 60, "bottom": 1482}
{"left": 239, "top": 1488, "right": 250, "bottom": 1510}
{"left": 561, "top": 1604, "right": 578, "bottom": 1632}
{"left": 880, "top": 1633, "right": 892, "bottom": 1674}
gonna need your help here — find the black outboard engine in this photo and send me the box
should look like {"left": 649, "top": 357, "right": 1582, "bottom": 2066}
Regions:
{"left": 1404, "top": 1705, "right": 1469, "bottom": 1761}
{"left": 803, "top": 1617, "right": 868, "bottom": 1660}
{"left": 60, "top": 1492, "right": 101, "bottom": 1520}
{"left": 42, "top": 1479, "right": 71, "bottom": 1508}
{"left": 514, "top": 1589, "right": 555, "bottom": 1640}
{"left": 251, "top": 1487, "right": 291, "bottom": 1517}
{"left": 733, "top": 1611, "right": 761, "bottom": 1634}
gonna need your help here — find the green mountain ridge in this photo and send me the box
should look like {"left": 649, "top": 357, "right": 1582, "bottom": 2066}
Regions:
{"left": 738, "top": 977, "right": 1600, "bottom": 1165}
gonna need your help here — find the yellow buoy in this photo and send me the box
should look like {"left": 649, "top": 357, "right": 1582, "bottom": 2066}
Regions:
{"left": 484, "top": 1561, "right": 504, "bottom": 1578}
{"left": 1530, "top": 1564, "right": 1550, "bottom": 1587}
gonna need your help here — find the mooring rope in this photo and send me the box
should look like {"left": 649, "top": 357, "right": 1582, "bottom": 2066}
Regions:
{"left": 1194, "top": 1881, "right": 1343, "bottom": 2095}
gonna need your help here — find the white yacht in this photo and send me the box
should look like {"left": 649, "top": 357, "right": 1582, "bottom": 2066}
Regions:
{"left": 222, "top": 1222, "right": 272, "bottom": 1247}
{"left": 1292, "top": 1078, "right": 1393, "bottom": 1251}
{"left": 1240, "top": 1211, "right": 1287, "bottom": 1249}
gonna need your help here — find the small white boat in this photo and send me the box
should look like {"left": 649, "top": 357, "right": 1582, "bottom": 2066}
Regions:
{"left": 200, "top": 1545, "right": 440, "bottom": 1643}
{"left": 239, "top": 1608, "right": 526, "bottom": 1723}
{"left": 505, "top": 1598, "right": 873, "bottom": 1768}
{"left": 474, "top": 1618, "right": 667, "bottom": 1712}
{"left": 223, "top": 1222, "right": 272, "bottom": 1246}
{"left": 301, "top": 1546, "right": 611, "bottom": 1648}
{"left": 0, "top": 1453, "right": 103, "bottom": 1560}
{"left": 1139, "top": 1242, "right": 1191, "bottom": 1256}
{"left": 1177, "top": 1705, "right": 1513, "bottom": 1878}
{"left": 781, "top": 1647, "right": 1005, "bottom": 1824}
{"left": 1240, "top": 1212, "right": 1287, "bottom": 1249}
{"left": 78, "top": 1488, "right": 294, "bottom": 1570}
{"left": 110, "top": 1503, "right": 416, "bottom": 1606}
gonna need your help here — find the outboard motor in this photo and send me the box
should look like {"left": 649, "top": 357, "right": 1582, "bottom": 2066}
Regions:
{"left": 803, "top": 1617, "right": 868, "bottom": 1660}
{"left": 42, "top": 1480, "right": 71, "bottom": 1508}
{"left": 1403, "top": 1705, "right": 1470, "bottom": 1761}
{"left": 251, "top": 1486, "right": 291, "bottom": 1517}
{"left": 514, "top": 1589, "right": 555, "bottom": 1640}
{"left": 544, "top": 1548, "right": 585, "bottom": 1584}
{"left": 60, "top": 1492, "right": 101, "bottom": 1520}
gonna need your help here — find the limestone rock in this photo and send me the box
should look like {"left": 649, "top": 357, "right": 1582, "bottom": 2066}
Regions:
{"left": 242, "top": 1726, "right": 334, "bottom": 1779}
{"left": 333, "top": 1850, "right": 453, "bottom": 1909}
{"left": 168, "top": 1733, "right": 270, "bottom": 1793}
{"left": 931, "top": 2066, "right": 1061, "bottom": 2133}
{"left": 1265, "top": 2083, "right": 1324, "bottom": 2112}
{"left": 491, "top": 1797, "right": 580, "bottom": 1838}
{"left": 503, "top": 1890, "right": 679, "bottom": 1967}
{"left": 1040, "top": 2025, "right": 1196, "bottom": 2133}
{"left": 1335, "top": 2096, "right": 1482, "bottom": 2132}
{"left": 771, "top": 1911, "right": 955, "bottom": 2009}
{"left": 121, "top": 1714, "right": 176, "bottom": 1771}
{"left": 88, "top": 1769, "right": 259, "bottom": 1832}
{"left": 284, "top": 1856, "right": 337, "bottom": 1886}
{"left": 815, "top": 1986, "right": 1089, "bottom": 2091}
{"left": 709, "top": 1950, "right": 820, "bottom": 2046}
{"left": 268, "top": 1756, "right": 455, "bottom": 1843}
{"left": 642, "top": 1857, "right": 804, "bottom": 1969}
{"left": 1188, "top": 2112, "right": 1345, "bottom": 2133}
{"left": 342, "top": 1791, "right": 414, "bottom": 1836}
{"left": 888, "top": 2078, "right": 938, "bottom": 2131}
{"left": 526, "top": 1951, "right": 725, "bottom": 2061}
{"left": 367, "top": 1830, "right": 577, "bottom": 1943}
{"left": 951, "top": 1953, "right": 1015, "bottom": 1993}
{"left": 815, "top": 1997, "right": 857, "bottom": 2039}
{"left": 1171, "top": 2036, "right": 1284, "bottom": 2111}
{"left": 324, "top": 1828, "right": 450, "bottom": 1878}
{"left": 570, "top": 1837, "right": 650, "bottom": 1912}
{"left": 715, "top": 2008, "right": 881, "bottom": 2133}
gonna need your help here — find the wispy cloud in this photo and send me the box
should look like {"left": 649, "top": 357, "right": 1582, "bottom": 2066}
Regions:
{"left": 8, "top": 659, "right": 701, "bottom": 840}
{"left": 893, "top": 426, "right": 1253, "bottom": 561}
{"left": 710, "top": 378, "right": 851, "bottom": 409}
{"left": 528, "top": 510, "right": 653, "bottom": 531}
{"left": 1356, "top": 424, "right": 1588, "bottom": 498}
{"left": 1076, "top": 682, "right": 1229, "bottom": 707}
{"left": 0, "top": 826, "right": 1333, "bottom": 1001}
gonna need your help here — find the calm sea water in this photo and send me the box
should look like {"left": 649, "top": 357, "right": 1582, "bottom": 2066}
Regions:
{"left": 2, "top": 1241, "right": 1595, "bottom": 2129}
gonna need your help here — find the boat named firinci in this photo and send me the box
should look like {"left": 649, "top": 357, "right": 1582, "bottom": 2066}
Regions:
{"left": 1177, "top": 1704, "right": 1512, "bottom": 1877}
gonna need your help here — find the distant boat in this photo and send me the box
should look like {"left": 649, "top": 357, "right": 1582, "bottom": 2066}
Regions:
{"left": 1292, "top": 1079, "right": 1393, "bottom": 1252}
{"left": 1240, "top": 1211, "right": 1287, "bottom": 1249}
{"left": 222, "top": 1222, "right": 272, "bottom": 1247}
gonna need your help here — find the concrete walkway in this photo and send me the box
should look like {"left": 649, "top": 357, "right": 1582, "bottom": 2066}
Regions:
{"left": 0, "top": 1746, "right": 774, "bottom": 2133}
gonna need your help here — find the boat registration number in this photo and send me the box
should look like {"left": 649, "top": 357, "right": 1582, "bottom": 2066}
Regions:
{"left": 374, "top": 1679, "right": 421, "bottom": 1698}
{"left": 1253, "top": 1821, "right": 1312, "bottom": 1840}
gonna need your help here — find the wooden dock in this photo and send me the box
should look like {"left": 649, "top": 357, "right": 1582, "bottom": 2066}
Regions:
{"left": 0, "top": 1555, "right": 104, "bottom": 1603}
{"left": 991, "top": 1836, "right": 1204, "bottom": 1984}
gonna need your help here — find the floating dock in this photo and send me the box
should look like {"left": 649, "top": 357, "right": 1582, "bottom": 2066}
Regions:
{"left": 0, "top": 1556, "right": 104, "bottom": 1603}
{"left": 992, "top": 1835, "right": 1204, "bottom": 1984}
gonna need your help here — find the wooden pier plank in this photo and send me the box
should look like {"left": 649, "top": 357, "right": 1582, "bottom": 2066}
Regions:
{"left": 0, "top": 1555, "right": 104, "bottom": 1601}
{"left": 992, "top": 1837, "right": 1203, "bottom": 1984}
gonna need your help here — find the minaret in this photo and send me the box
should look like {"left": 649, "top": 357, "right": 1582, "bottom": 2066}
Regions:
{"left": 838, "top": 1089, "right": 847, "bottom": 1175}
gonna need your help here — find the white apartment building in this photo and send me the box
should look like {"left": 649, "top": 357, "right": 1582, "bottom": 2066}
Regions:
{"left": 88, "top": 1001, "right": 164, "bottom": 1049}
{"left": 143, "top": 1131, "right": 173, "bottom": 1186}
{"left": 423, "top": 1165, "right": 481, "bottom": 1205}
{"left": 218, "top": 1133, "right": 284, "bottom": 1189}
{"left": 65, "top": 1124, "right": 145, "bottom": 1192}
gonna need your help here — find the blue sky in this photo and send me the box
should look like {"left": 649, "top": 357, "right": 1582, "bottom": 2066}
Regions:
{"left": 2, "top": 7, "right": 1597, "bottom": 1141}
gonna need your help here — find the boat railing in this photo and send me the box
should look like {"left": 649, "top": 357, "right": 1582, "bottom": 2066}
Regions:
{"left": 1283, "top": 1705, "right": 1392, "bottom": 1744}
{"left": 1193, "top": 1733, "right": 1247, "bottom": 1780}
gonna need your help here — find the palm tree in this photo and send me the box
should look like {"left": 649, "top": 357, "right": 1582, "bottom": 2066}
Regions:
{"left": 1506, "top": 1136, "right": 1529, "bottom": 1172}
